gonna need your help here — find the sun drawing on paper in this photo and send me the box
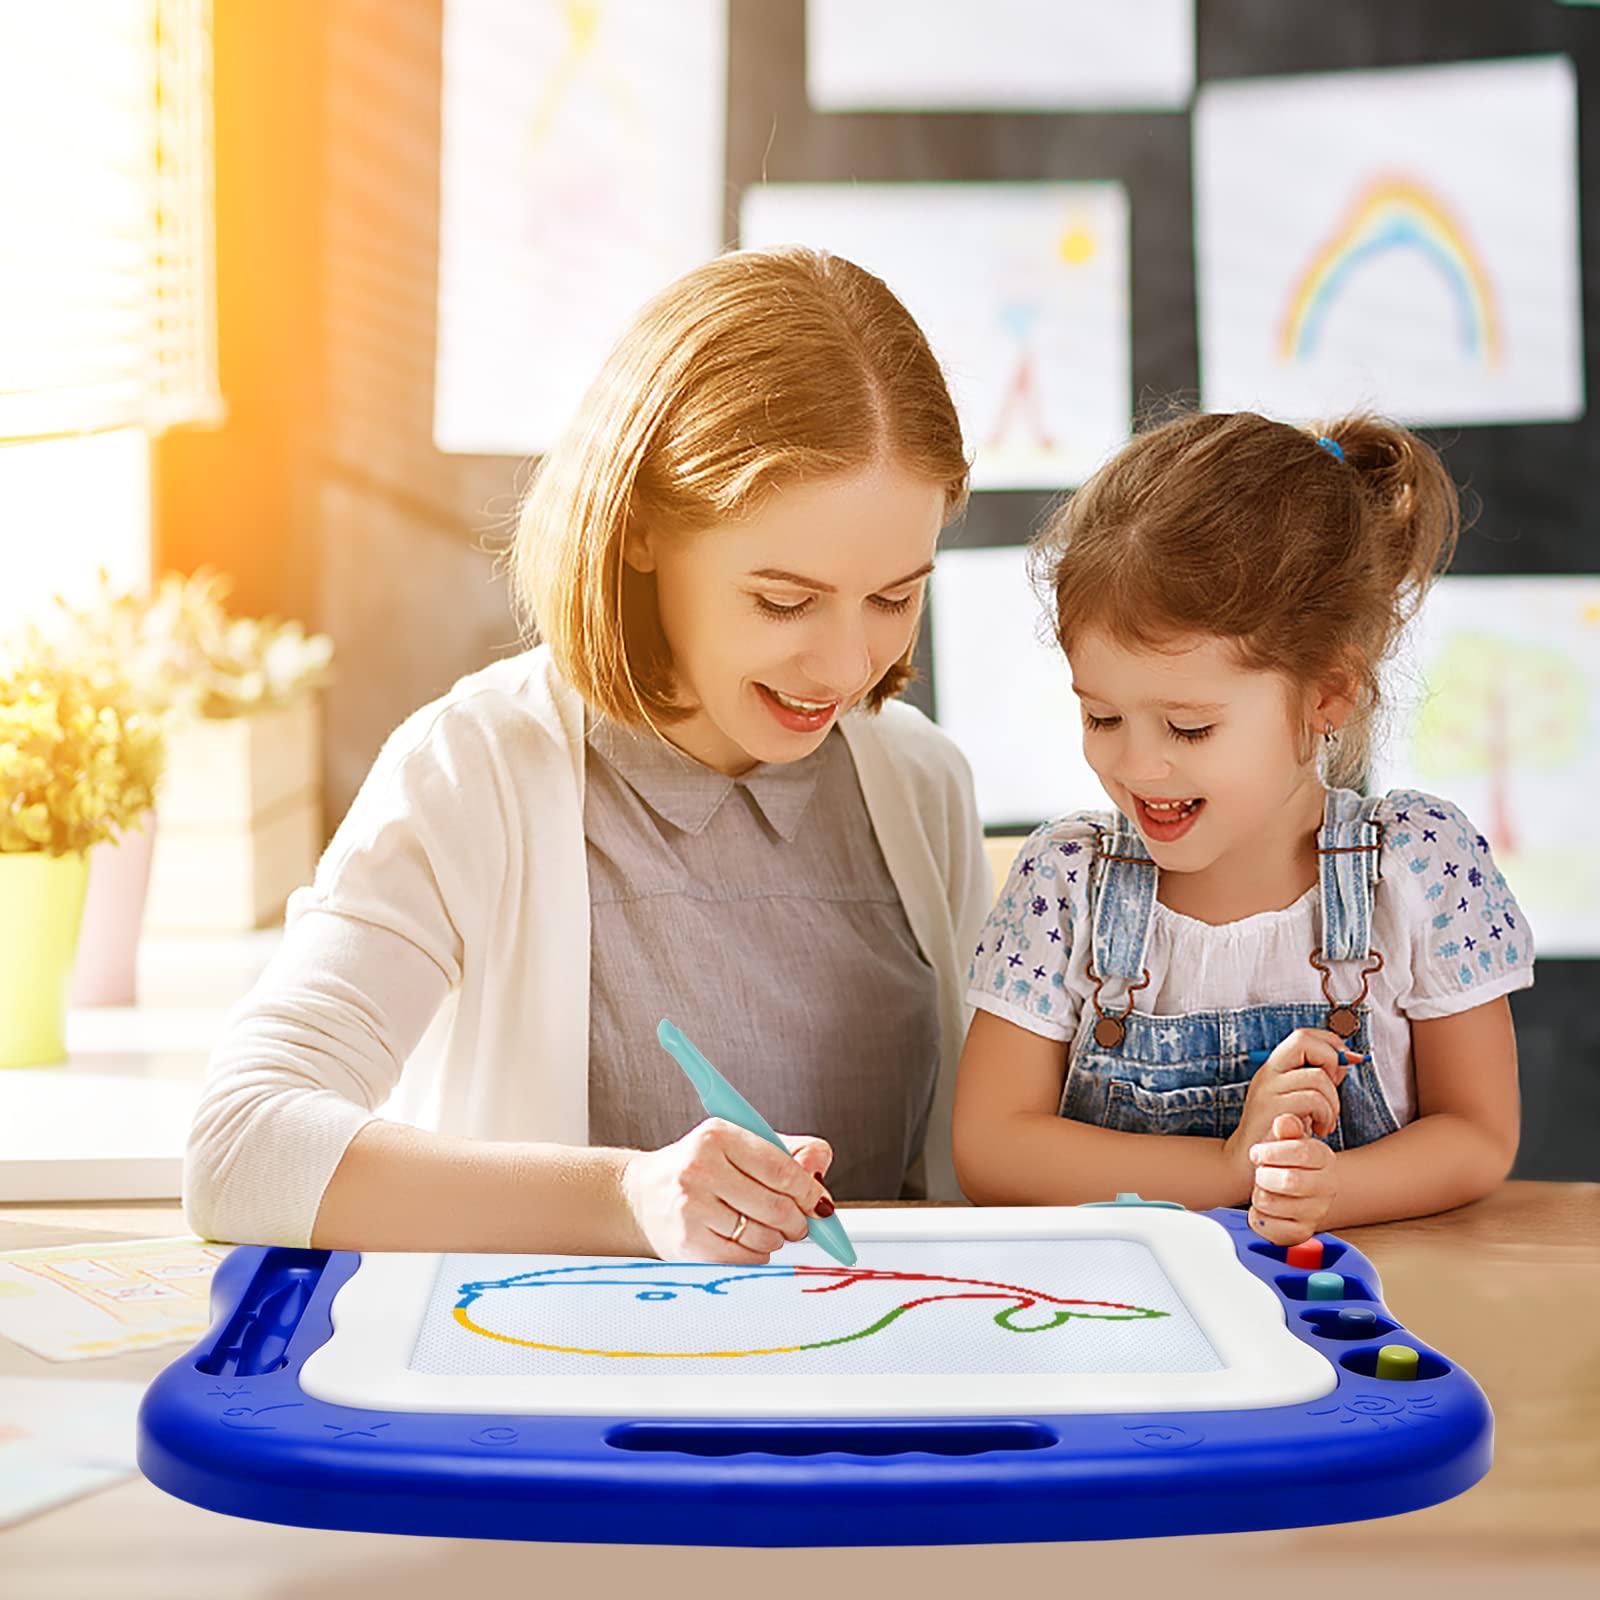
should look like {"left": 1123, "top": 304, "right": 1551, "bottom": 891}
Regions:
{"left": 451, "top": 1261, "right": 1169, "bottom": 1360}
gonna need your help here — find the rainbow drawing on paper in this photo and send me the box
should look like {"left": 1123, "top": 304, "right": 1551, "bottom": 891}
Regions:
{"left": 452, "top": 1261, "right": 1169, "bottom": 1360}
{"left": 1278, "top": 175, "right": 1502, "bottom": 366}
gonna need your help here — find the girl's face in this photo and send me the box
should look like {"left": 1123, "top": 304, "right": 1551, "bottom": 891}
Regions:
{"left": 1068, "top": 629, "right": 1339, "bottom": 878}
{"left": 626, "top": 459, "right": 947, "bottom": 775}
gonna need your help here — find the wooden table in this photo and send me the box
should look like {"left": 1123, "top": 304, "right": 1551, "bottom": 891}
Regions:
{"left": 2, "top": 1183, "right": 1596, "bottom": 1600}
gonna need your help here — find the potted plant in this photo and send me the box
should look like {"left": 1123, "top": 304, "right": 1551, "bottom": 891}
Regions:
{"left": 0, "top": 655, "right": 163, "bottom": 1065}
{"left": 39, "top": 569, "right": 335, "bottom": 948}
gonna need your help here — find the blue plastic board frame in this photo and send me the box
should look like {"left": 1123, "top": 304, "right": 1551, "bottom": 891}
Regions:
{"left": 137, "top": 1204, "right": 1492, "bottom": 1546}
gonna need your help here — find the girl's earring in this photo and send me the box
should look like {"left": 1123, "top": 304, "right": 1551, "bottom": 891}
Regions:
{"left": 1317, "top": 720, "right": 1338, "bottom": 781}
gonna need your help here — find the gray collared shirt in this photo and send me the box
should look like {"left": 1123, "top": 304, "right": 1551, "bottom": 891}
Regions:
{"left": 583, "top": 714, "right": 941, "bottom": 1200}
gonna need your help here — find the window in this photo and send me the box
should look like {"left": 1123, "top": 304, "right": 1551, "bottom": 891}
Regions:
{"left": 0, "top": 0, "right": 220, "bottom": 636}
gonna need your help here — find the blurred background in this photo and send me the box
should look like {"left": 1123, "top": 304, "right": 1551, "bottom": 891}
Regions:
{"left": 0, "top": 1, "right": 1595, "bottom": 1182}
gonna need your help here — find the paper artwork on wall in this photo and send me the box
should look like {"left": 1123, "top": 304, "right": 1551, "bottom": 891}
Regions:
{"left": 434, "top": 0, "right": 728, "bottom": 455}
{"left": 929, "top": 543, "right": 1107, "bottom": 829}
{"left": 1196, "top": 56, "right": 1583, "bottom": 428}
{"left": 1370, "top": 575, "right": 1600, "bottom": 957}
{"left": 741, "top": 183, "right": 1130, "bottom": 491}
{"left": 805, "top": 0, "right": 1194, "bottom": 111}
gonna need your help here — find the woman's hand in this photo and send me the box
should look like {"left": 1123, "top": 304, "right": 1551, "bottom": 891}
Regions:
{"left": 620, "top": 1120, "right": 835, "bottom": 1262}
{"left": 1246, "top": 1112, "right": 1339, "bottom": 1245}
{"left": 1222, "top": 1028, "right": 1353, "bottom": 1199}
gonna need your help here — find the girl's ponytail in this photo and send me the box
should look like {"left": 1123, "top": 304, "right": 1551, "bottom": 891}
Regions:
{"left": 1315, "top": 416, "right": 1459, "bottom": 632}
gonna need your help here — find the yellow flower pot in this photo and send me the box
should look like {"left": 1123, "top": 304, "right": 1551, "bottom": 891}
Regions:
{"left": 0, "top": 850, "right": 90, "bottom": 1068}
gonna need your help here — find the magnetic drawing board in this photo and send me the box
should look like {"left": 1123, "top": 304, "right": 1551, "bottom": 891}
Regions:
{"left": 138, "top": 1204, "right": 1493, "bottom": 1546}
{"left": 301, "top": 1208, "right": 1323, "bottom": 1416}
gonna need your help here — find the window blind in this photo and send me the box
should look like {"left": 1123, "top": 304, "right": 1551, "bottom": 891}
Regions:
{"left": 0, "top": 0, "right": 223, "bottom": 442}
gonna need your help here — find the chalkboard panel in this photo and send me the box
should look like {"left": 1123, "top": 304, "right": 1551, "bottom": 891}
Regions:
{"left": 726, "top": 0, "right": 1598, "bottom": 1180}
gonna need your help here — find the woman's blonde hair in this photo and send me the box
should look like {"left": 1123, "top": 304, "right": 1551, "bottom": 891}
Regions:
{"left": 509, "top": 246, "right": 970, "bottom": 726}
{"left": 1031, "top": 409, "right": 1460, "bottom": 788}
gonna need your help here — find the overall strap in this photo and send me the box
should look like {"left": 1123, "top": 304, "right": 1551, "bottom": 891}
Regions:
{"left": 1089, "top": 813, "right": 1159, "bottom": 980}
{"left": 1316, "top": 788, "right": 1385, "bottom": 962}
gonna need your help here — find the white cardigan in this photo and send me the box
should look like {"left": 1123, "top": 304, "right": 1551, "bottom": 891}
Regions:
{"left": 183, "top": 647, "right": 992, "bottom": 1245}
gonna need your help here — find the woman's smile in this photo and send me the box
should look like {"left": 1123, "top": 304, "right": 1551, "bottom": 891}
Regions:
{"left": 756, "top": 682, "right": 843, "bottom": 734}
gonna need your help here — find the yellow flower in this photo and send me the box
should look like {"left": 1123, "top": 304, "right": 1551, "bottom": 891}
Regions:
{"left": 0, "top": 655, "right": 166, "bottom": 856}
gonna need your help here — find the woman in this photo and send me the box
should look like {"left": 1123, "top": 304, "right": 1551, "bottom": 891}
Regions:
{"left": 184, "top": 246, "right": 990, "bottom": 1262}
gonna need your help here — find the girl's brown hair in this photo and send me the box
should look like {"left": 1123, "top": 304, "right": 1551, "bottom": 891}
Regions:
{"left": 509, "top": 246, "right": 970, "bottom": 727}
{"left": 1031, "top": 409, "right": 1460, "bottom": 787}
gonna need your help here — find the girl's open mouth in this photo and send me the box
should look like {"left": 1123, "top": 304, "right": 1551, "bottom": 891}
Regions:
{"left": 1134, "top": 794, "right": 1205, "bottom": 842}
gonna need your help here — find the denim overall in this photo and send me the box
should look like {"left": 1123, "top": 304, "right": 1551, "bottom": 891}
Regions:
{"left": 1060, "top": 788, "right": 1401, "bottom": 1150}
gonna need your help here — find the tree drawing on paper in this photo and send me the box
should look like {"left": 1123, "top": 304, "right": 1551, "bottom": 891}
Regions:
{"left": 1409, "top": 629, "right": 1585, "bottom": 855}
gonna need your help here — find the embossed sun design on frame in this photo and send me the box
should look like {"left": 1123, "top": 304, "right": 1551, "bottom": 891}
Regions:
{"left": 451, "top": 1261, "right": 1170, "bottom": 1360}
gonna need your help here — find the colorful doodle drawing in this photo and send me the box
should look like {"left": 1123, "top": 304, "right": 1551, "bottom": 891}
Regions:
{"left": 452, "top": 1261, "right": 1168, "bottom": 1360}
{"left": 526, "top": 1, "right": 641, "bottom": 156}
{"left": 520, "top": 1, "right": 649, "bottom": 240}
{"left": 1278, "top": 175, "right": 1502, "bottom": 366}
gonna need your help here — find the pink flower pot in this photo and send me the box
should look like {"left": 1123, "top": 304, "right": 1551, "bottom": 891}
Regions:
{"left": 70, "top": 812, "right": 158, "bottom": 1007}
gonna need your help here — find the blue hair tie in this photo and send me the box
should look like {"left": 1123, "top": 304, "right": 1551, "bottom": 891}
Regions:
{"left": 1315, "top": 435, "right": 1345, "bottom": 462}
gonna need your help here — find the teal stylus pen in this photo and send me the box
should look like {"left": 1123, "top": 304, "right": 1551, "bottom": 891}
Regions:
{"left": 656, "top": 1017, "right": 857, "bottom": 1267}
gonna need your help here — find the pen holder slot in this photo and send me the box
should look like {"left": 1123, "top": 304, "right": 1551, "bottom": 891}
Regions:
{"left": 605, "top": 1420, "right": 1058, "bottom": 1458}
{"left": 1249, "top": 1241, "right": 1349, "bottom": 1269}
{"left": 1340, "top": 1347, "right": 1451, "bottom": 1381}
{"left": 197, "top": 1248, "right": 328, "bottom": 1376}
{"left": 1275, "top": 1272, "right": 1374, "bottom": 1302}
{"left": 1301, "top": 1308, "right": 1398, "bottom": 1341}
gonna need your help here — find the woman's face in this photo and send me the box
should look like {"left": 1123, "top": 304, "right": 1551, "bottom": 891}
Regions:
{"left": 626, "top": 459, "right": 947, "bottom": 775}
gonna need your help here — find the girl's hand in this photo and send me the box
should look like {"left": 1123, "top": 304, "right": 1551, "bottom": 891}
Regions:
{"left": 620, "top": 1120, "right": 834, "bottom": 1262}
{"left": 1222, "top": 1028, "right": 1353, "bottom": 1198}
{"left": 1247, "top": 1112, "right": 1339, "bottom": 1246}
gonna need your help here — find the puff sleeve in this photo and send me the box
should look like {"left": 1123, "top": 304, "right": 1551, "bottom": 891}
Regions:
{"left": 965, "top": 814, "right": 1100, "bottom": 1042}
{"left": 1375, "top": 789, "right": 1535, "bottom": 1021}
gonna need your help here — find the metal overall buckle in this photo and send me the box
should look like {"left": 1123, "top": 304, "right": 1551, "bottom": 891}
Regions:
{"left": 1085, "top": 955, "right": 1151, "bottom": 1051}
{"left": 1308, "top": 947, "right": 1384, "bottom": 1039}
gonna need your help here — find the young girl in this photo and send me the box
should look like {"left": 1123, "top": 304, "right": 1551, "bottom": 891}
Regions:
{"left": 953, "top": 411, "right": 1530, "bottom": 1245}
{"left": 184, "top": 246, "right": 991, "bottom": 1262}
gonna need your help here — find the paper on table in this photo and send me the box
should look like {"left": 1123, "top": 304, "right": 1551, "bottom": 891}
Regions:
{"left": 0, "top": 1236, "right": 228, "bottom": 1362}
{"left": 0, "top": 1376, "right": 143, "bottom": 1528}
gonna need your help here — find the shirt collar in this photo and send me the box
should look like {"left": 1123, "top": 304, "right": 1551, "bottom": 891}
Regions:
{"left": 586, "top": 716, "right": 829, "bottom": 842}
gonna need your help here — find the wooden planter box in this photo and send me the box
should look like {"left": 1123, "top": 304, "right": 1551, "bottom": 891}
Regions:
{"left": 143, "top": 693, "right": 323, "bottom": 932}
